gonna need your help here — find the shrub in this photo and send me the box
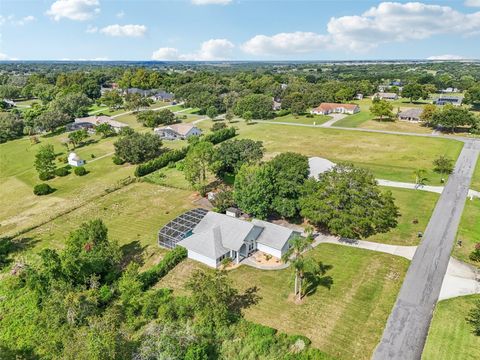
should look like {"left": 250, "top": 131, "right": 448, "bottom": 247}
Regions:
{"left": 33, "top": 183, "right": 54, "bottom": 196}
{"left": 74, "top": 166, "right": 87, "bottom": 176}
{"left": 55, "top": 167, "right": 70, "bottom": 177}
{"left": 139, "top": 246, "right": 187, "bottom": 289}
{"left": 39, "top": 172, "right": 54, "bottom": 181}
{"left": 275, "top": 109, "right": 290, "bottom": 117}
{"left": 202, "top": 126, "right": 236, "bottom": 144}
{"left": 211, "top": 122, "right": 227, "bottom": 132}
{"left": 112, "top": 155, "right": 125, "bottom": 165}
{"left": 470, "top": 243, "right": 480, "bottom": 262}
{"left": 135, "top": 147, "right": 189, "bottom": 177}
{"left": 57, "top": 156, "right": 68, "bottom": 163}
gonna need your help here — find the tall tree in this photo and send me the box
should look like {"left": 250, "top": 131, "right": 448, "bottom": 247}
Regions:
{"left": 34, "top": 144, "right": 57, "bottom": 180}
{"left": 68, "top": 129, "right": 89, "bottom": 148}
{"left": 183, "top": 141, "right": 215, "bottom": 193}
{"left": 281, "top": 235, "right": 313, "bottom": 301}
{"left": 98, "top": 90, "right": 123, "bottom": 110}
{"left": 370, "top": 99, "right": 394, "bottom": 120}
{"left": 300, "top": 164, "right": 400, "bottom": 239}
{"left": 213, "top": 139, "right": 264, "bottom": 177}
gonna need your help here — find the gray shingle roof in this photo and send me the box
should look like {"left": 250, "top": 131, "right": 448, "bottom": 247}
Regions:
{"left": 192, "top": 212, "right": 255, "bottom": 251}
{"left": 398, "top": 108, "right": 423, "bottom": 119}
{"left": 177, "top": 226, "right": 230, "bottom": 259}
{"left": 252, "top": 219, "right": 298, "bottom": 250}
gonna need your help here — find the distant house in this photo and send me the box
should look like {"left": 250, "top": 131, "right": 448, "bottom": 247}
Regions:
{"left": 150, "top": 91, "right": 174, "bottom": 102}
{"left": 68, "top": 152, "right": 84, "bottom": 167}
{"left": 100, "top": 83, "right": 119, "bottom": 95}
{"left": 71, "top": 115, "right": 128, "bottom": 133}
{"left": 272, "top": 97, "right": 282, "bottom": 111}
{"left": 154, "top": 123, "right": 202, "bottom": 140}
{"left": 160, "top": 210, "right": 300, "bottom": 268}
{"left": 355, "top": 93, "right": 364, "bottom": 100}
{"left": 398, "top": 108, "right": 423, "bottom": 122}
{"left": 440, "top": 87, "right": 459, "bottom": 93}
{"left": 124, "top": 88, "right": 157, "bottom": 97}
{"left": 434, "top": 96, "right": 464, "bottom": 106}
{"left": 311, "top": 103, "right": 360, "bottom": 115}
{"left": 372, "top": 92, "right": 399, "bottom": 100}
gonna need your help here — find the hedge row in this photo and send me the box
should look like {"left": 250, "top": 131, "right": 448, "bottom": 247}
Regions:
{"left": 135, "top": 147, "right": 188, "bottom": 177}
{"left": 139, "top": 246, "right": 188, "bottom": 290}
{"left": 134, "top": 127, "right": 237, "bottom": 177}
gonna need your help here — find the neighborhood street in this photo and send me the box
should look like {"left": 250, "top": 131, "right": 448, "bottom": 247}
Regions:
{"left": 372, "top": 139, "right": 480, "bottom": 360}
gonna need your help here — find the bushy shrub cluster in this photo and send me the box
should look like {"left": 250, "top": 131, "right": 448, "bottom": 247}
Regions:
{"left": 33, "top": 183, "right": 54, "bottom": 196}
{"left": 139, "top": 246, "right": 187, "bottom": 289}
{"left": 55, "top": 167, "right": 70, "bottom": 177}
{"left": 203, "top": 126, "right": 236, "bottom": 144}
{"left": 135, "top": 147, "right": 189, "bottom": 177}
{"left": 74, "top": 166, "right": 87, "bottom": 176}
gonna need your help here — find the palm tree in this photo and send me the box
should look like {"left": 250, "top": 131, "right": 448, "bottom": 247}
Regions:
{"left": 282, "top": 235, "right": 314, "bottom": 301}
{"left": 414, "top": 169, "right": 428, "bottom": 188}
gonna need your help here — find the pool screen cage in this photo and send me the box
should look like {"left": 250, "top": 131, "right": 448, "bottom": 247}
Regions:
{"left": 158, "top": 208, "right": 209, "bottom": 249}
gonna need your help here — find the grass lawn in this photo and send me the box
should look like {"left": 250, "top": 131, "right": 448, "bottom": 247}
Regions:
{"left": 16, "top": 182, "right": 195, "bottom": 266}
{"left": 368, "top": 188, "right": 439, "bottom": 246}
{"left": 224, "top": 120, "right": 463, "bottom": 184}
{"left": 454, "top": 198, "right": 480, "bottom": 268}
{"left": 267, "top": 114, "right": 331, "bottom": 126}
{"left": 423, "top": 295, "right": 480, "bottom": 360}
{"left": 144, "top": 167, "right": 192, "bottom": 190}
{"left": 0, "top": 133, "right": 136, "bottom": 237}
{"left": 159, "top": 244, "right": 409, "bottom": 360}
{"left": 358, "top": 120, "right": 433, "bottom": 134}
{"left": 471, "top": 160, "right": 480, "bottom": 191}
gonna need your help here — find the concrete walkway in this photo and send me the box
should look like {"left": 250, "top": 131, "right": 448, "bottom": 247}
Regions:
{"left": 373, "top": 139, "right": 480, "bottom": 360}
{"left": 320, "top": 113, "right": 347, "bottom": 127}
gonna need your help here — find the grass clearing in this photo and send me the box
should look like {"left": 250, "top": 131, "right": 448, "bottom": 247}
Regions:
{"left": 225, "top": 120, "right": 463, "bottom": 184}
{"left": 16, "top": 182, "right": 196, "bottom": 265}
{"left": 144, "top": 167, "right": 192, "bottom": 190}
{"left": 455, "top": 198, "right": 480, "bottom": 268}
{"left": 368, "top": 188, "right": 439, "bottom": 246}
{"left": 159, "top": 244, "right": 409, "bottom": 360}
{"left": 423, "top": 295, "right": 480, "bottom": 360}
{"left": 268, "top": 114, "right": 331, "bottom": 126}
{"left": 471, "top": 160, "right": 480, "bottom": 191}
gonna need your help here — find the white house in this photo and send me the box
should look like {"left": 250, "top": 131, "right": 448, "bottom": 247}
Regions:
{"left": 175, "top": 211, "right": 300, "bottom": 268}
{"left": 72, "top": 115, "right": 128, "bottom": 133}
{"left": 372, "top": 92, "right": 399, "bottom": 100}
{"left": 154, "top": 124, "right": 202, "bottom": 140}
{"left": 68, "top": 152, "right": 84, "bottom": 167}
{"left": 311, "top": 103, "right": 360, "bottom": 115}
{"left": 434, "top": 96, "right": 464, "bottom": 106}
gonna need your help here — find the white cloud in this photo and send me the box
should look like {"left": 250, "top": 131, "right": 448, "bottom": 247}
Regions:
{"left": 191, "top": 0, "right": 232, "bottom": 5}
{"left": 116, "top": 10, "right": 125, "bottom": 19}
{"left": 465, "top": 0, "right": 480, "bottom": 7}
{"left": 152, "top": 39, "right": 234, "bottom": 61}
{"left": 242, "top": 32, "right": 330, "bottom": 56}
{"left": 241, "top": 2, "right": 480, "bottom": 56}
{"left": 86, "top": 25, "right": 98, "bottom": 33}
{"left": 0, "top": 14, "right": 36, "bottom": 26}
{"left": 151, "top": 47, "right": 181, "bottom": 61}
{"left": 46, "top": 0, "right": 100, "bottom": 21}
{"left": 99, "top": 24, "right": 147, "bottom": 37}
{"left": 427, "top": 54, "right": 466, "bottom": 60}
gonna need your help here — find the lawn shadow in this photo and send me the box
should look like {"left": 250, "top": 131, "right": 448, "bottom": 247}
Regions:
{"left": 303, "top": 262, "right": 334, "bottom": 298}
{"left": 232, "top": 286, "right": 261, "bottom": 313}
{"left": 0, "top": 236, "right": 40, "bottom": 269}
{"left": 120, "top": 240, "right": 147, "bottom": 268}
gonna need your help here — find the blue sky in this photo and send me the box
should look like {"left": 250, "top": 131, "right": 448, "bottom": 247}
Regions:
{"left": 1, "top": 0, "right": 480, "bottom": 61}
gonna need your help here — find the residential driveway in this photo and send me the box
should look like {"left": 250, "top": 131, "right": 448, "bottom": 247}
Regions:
{"left": 372, "top": 139, "right": 480, "bottom": 360}
{"left": 320, "top": 113, "right": 348, "bottom": 127}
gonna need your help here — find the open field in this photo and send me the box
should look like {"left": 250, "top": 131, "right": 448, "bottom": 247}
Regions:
{"left": 471, "top": 160, "right": 480, "bottom": 191}
{"left": 159, "top": 243, "right": 409, "bottom": 360}
{"left": 367, "top": 188, "right": 439, "bottom": 246}
{"left": 357, "top": 119, "right": 432, "bottom": 134}
{"left": 454, "top": 198, "right": 480, "bottom": 267}
{"left": 144, "top": 167, "right": 192, "bottom": 190}
{"left": 423, "top": 295, "right": 480, "bottom": 360}
{"left": 267, "top": 113, "right": 331, "bottom": 126}
{"left": 222, "top": 120, "right": 463, "bottom": 184}
{"left": 15, "top": 182, "right": 196, "bottom": 266}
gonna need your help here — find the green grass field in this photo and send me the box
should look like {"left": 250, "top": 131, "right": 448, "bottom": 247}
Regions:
{"left": 368, "top": 188, "right": 439, "bottom": 246}
{"left": 159, "top": 244, "right": 409, "bottom": 360}
{"left": 471, "top": 160, "right": 480, "bottom": 191}
{"left": 423, "top": 295, "right": 480, "bottom": 360}
{"left": 15, "top": 182, "right": 195, "bottom": 266}
{"left": 267, "top": 113, "right": 331, "bottom": 126}
{"left": 226, "top": 120, "right": 463, "bottom": 184}
{"left": 454, "top": 198, "right": 480, "bottom": 267}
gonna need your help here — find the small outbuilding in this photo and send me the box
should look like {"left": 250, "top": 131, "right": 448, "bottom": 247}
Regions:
{"left": 154, "top": 124, "right": 202, "bottom": 140}
{"left": 398, "top": 108, "right": 423, "bottom": 122}
{"left": 68, "top": 152, "right": 85, "bottom": 167}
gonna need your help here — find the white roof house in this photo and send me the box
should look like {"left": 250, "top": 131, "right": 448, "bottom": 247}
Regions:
{"left": 68, "top": 152, "right": 84, "bottom": 167}
{"left": 308, "top": 157, "right": 336, "bottom": 179}
{"left": 176, "top": 211, "right": 299, "bottom": 268}
{"left": 73, "top": 115, "right": 128, "bottom": 132}
{"left": 154, "top": 124, "right": 202, "bottom": 140}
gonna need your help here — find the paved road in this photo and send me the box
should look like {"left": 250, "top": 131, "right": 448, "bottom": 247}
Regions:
{"left": 372, "top": 139, "right": 480, "bottom": 360}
